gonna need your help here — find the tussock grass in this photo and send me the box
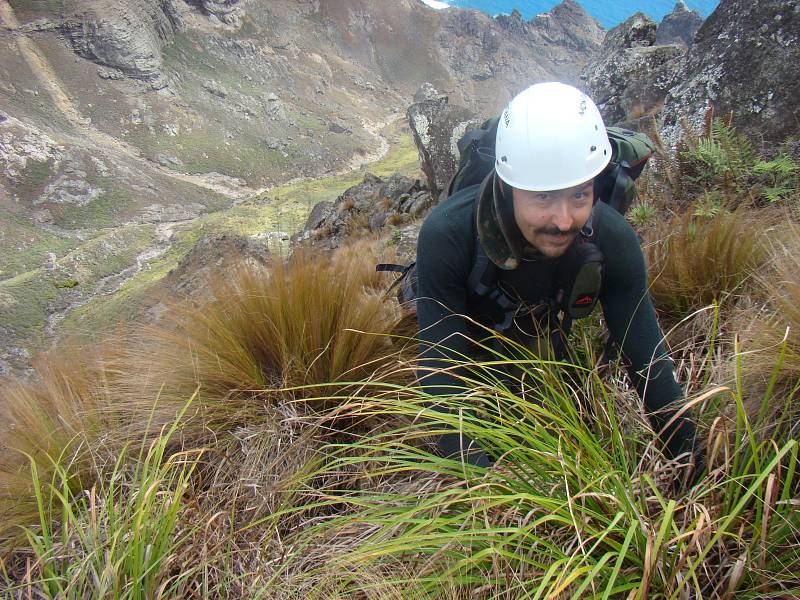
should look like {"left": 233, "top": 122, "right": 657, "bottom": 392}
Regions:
{"left": 645, "top": 209, "right": 775, "bottom": 319}
{"left": 2, "top": 413, "right": 200, "bottom": 599}
{"left": 105, "top": 241, "right": 412, "bottom": 445}
{"left": 733, "top": 220, "right": 800, "bottom": 403}
{"left": 288, "top": 334, "right": 800, "bottom": 598}
{"left": 0, "top": 240, "right": 413, "bottom": 562}
{"left": 0, "top": 341, "right": 124, "bottom": 551}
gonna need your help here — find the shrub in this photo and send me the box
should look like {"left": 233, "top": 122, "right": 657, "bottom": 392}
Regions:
{"left": 678, "top": 116, "right": 800, "bottom": 207}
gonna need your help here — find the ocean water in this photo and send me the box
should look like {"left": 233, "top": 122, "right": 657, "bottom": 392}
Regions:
{"left": 428, "top": 0, "right": 720, "bottom": 29}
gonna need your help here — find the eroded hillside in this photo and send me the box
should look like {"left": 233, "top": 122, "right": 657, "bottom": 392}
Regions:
{"left": 0, "top": 0, "right": 604, "bottom": 373}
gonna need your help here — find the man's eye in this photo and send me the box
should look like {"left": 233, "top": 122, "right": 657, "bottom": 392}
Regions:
{"left": 574, "top": 191, "right": 590, "bottom": 201}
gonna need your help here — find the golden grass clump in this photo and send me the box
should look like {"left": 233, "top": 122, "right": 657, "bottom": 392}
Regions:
{"left": 734, "top": 220, "right": 800, "bottom": 396}
{"left": 0, "top": 342, "right": 126, "bottom": 551}
{"left": 645, "top": 209, "right": 775, "bottom": 319}
{"left": 0, "top": 240, "right": 413, "bottom": 564}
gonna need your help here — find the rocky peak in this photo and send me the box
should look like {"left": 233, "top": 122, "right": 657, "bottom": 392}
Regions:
{"left": 660, "top": 0, "right": 800, "bottom": 150}
{"left": 582, "top": 13, "right": 683, "bottom": 125}
{"left": 495, "top": 9, "right": 527, "bottom": 36}
{"left": 601, "top": 12, "right": 656, "bottom": 50}
{"left": 656, "top": 1, "right": 703, "bottom": 47}
{"left": 529, "top": 0, "right": 605, "bottom": 53}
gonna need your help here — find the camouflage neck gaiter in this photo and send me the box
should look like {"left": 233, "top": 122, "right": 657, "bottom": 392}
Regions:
{"left": 475, "top": 171, "right": 539, "bottom": 270}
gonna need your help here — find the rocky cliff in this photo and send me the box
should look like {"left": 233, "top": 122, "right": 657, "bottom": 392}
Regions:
{"left": 583, "top": 13, "right": 685, "bottom": 126}
{"left": 583, "top": 0, "right": 799, "bottom": 153}
{"left": 60, "top": 0, "right": 182, "bottom": 90}
{"left": 661, "top": 0, "right": 800, "bottom": 150}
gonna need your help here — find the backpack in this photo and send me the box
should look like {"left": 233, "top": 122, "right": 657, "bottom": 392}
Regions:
{"left": 377, "top": 119, "right": 656, "bottom": 355}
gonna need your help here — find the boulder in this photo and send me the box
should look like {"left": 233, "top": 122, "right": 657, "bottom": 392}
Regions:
{"left": 660, "top": 0, "right": 800, "bottom": 151}
{"left": 656, "top": 1, "right": 703, "bottom": 47}
{"left": 159, "top": 233, "right": 270, "bottom": 301}
{"left": 302, "top": 200, "right": 334, "bottom": 231}
{"left": 414, "top": 82, "right": 446, "bottom": 103}
{"left": 406, "top": 93, "right": 481, "bottom": 198}
{"left": 583, "top": 13, "right": 685, "bottom": 125}
{"left": 202, "top": 79, "right": 228, "bottom": 98}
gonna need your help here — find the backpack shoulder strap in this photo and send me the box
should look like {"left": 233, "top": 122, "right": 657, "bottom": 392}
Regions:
{"left": 467, "top": 200, "right": 519, "bottom": 332}
{"left": 376, "top": 262, "right": 417, "bottom": 304}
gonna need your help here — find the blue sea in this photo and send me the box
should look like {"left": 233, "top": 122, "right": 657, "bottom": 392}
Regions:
{"left": 439, "top": 1, "right": 719, "bottom": 29}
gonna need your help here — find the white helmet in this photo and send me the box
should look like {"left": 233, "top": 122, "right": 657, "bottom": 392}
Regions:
{"left": 494, "top": 82, "right": 612, "bottom": 191}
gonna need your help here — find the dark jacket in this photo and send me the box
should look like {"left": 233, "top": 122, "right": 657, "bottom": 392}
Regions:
{"left": 416, "top": 182, "right": 696, "bottom": 462}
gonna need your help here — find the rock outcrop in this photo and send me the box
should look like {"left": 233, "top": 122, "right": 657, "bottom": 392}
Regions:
{"left": 583, "top": 13, "right": 685, "bottom": 126}
{"left": 528, "top": 0, "right": 606, "bottom": 54}
{"left": 297, "top": 173, "right": 432, "bottom": 250}
{"left": 185, "top": 0, "right": 244, "bottom": 26}
{"left": 656, "top": 1, "right": 703, "bottom": 47}
{"left": 407, "top": 90, "right": 481, "bottom": 197}
{"left": 160, "top": 233, "right": 270, "bottom": 300}
{"left": 660, "top": 0, "right": 800, "bottom": 150}
{"left": 60, "top": 0, "right": 181, "bottom": 89}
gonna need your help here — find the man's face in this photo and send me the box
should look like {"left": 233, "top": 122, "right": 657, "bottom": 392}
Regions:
{"left": 511, "top": 180, "right": 594, "bottom": 258}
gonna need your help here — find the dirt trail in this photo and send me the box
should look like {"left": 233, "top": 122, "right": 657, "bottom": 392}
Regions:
{"left": 0, "top": 0, "right": 255, "bottom": 199}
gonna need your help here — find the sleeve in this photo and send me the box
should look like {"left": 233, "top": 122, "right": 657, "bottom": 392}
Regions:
{"left": 415, "top": 210, "right": 492, "bottom": 467}
{"left": 415, "top": 210, "right": 473, "bottom": 394}
{"left": 599, "top": 213, "right": 697, "bottom": 459}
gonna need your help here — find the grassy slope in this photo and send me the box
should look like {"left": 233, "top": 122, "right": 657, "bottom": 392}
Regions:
{"left": 1, "top": 121, "right": 800, "bottom": 598}
{"left": 60, "top": 121, "right": 421, "bottom": 336}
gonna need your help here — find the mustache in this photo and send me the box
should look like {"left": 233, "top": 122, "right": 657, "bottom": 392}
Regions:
{"left": 534, "top": 227, "right": 580, "bottom": 236}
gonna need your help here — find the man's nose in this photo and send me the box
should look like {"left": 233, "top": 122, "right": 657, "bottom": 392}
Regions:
{"left": 552, "top": 199, "right": 573, "bottom": 231}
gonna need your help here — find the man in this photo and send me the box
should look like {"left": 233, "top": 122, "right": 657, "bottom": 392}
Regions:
{"left": 415, "top": 82, "right": 698, "bottom": 472}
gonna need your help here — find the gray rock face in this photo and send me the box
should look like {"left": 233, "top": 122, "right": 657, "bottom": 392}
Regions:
{"left": 656, "top": 1, "right": 703, "bottom": 47}
{"left": 414, "top": 82, "right": 447, "bottom": 103}
{"left": 660, "top": 0, "right": 800, "bottom": 150}
{"left": 202, "top": 79, "right": 228, "bottom": 98}
{"left": 61, "top": 0, "right": 181, "bottom": 89}
{"left": 406, "top": 94, "right": 481, "bottom": 198}
{"left": 159, "top": 233, "right": 270, "bottom": 303}
{"left": 583, "top": 13, "right": 685, "bottom": 125}
{"left": 185, "top": 0, "right": 244, "bottom": 26}
{"left": 303, "top": 201, "right": 335, "bottom": 231}
{"left": 600, "top": 11, "right": 656, "bottom": 49}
